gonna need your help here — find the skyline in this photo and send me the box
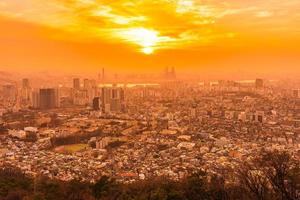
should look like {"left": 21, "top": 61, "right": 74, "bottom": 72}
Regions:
{"left": 0, "top": 0, "right": 300, "bottom": 77}
{"left": 1, "top": 1, "right": 300, "bottom": 196}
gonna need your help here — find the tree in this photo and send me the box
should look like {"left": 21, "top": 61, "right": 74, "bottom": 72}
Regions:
{"left": 92, "top": 176, "right": 114, "bottom": 200}
{"left": 34, "top": 177, "right": 64, "bottom": 200}
{"left": 65, "top": 180, "right": 92, "bottom": 200}
{"left": 238, "top": 150, "right": 300, "bottom": 200}
{"left": 259, "top": 151, "right": 300, "bottom": 200}
{"left": 237, "top": 162, "right": 271, "bottom": 200}
{"left": 0, "top": 167, "right": 33, "bottom": 198}
{"left": 183, "top": 170, "right": 209, "bottom": 200}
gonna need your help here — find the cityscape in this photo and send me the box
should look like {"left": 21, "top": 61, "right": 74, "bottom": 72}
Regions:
{"left": 1, "top": 72, "right": 300, "bottom": 185}
{"left": 1, "top": 0, "right": 300, "bottom": 199}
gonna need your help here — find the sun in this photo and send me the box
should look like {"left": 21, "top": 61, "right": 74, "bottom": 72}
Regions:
{"left": 117, "top": 28, "right": 158, "bottom": 54}
{"left": 115, "top": 28, "right": 172, "bottom": 55}
{"left": 142, "top": 47, "right": 154, "bottom": 55}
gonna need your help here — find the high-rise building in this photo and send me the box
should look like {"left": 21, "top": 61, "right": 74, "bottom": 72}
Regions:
{"left": 32, "top": 89, "right": 40, "bottom": 109}
{"left": 110, "top": 98, "right": 121, "bottom": 112}
{"left": 98, "top": 68, "right": 106, "bottom": 82}
{"left": 2, "top": 84, "right": 17, "bottom": 101}
{"left": 22, "top": 78, "right": 30, "bottom": 89}
{"left": 93, "top": 97, "right": 101, "bottom": 110}
{"left": 84, "top": 79, "right": 91, "bottom": 89}
{"left": 90, "top": 79, "right": 97, "bottom": 88}
{"left": 73, "top": 89, "right": 89, "bottom": 106}
{"left": 38, "top": 88, "right": 60, "bottom": 109}
{"left": 101, "top": 87, "right": 112, "bottom": 113}
{"left": 73, "top": 78, "right": 80, "bottom": 90}
{"left": 293, "top": 89, "right": 300, "bottom": 98}
{"left": 20, "top": 79, "right": 32, "bottom": 105}
{"left": 164, "top": 67, "right": 176, "bottom": 80}
{"left": 102, "top": 68, "right": 105, "bottom": 80}
{"left": 255, "top": 79, "right": 264, "bottom": 89}
{"left": 238, "top": 112, "right": 247, "bottom": 122}
{"left": 254, "top": 111, "right": 264, "bottom": 123}
{"left": 101, "top": 86, "right": 125, "bottom": 113}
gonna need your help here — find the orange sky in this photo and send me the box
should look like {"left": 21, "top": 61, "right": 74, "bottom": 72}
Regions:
{"left": 0, "top": 0, "right": 300, "bottom": 78}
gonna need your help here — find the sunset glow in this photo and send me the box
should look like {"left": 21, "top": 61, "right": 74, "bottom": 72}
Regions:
{"left": 1, "top": 0, "right": 300, "bottom": 194}
{"left": 114, "top": 28, "right": 164, "bottom": 54}
{"left": 0, "top": 0, "right": 300, "bottom": 75}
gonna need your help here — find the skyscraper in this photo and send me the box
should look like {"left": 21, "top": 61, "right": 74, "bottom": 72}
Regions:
{"left": 254, "top": 111, "right": 264, "bottom": 123}
{"left": 73, "top": 89, "right": 89, "bottom": 106}
{"left": 84, "top": 79, "right": 91, "bottom": 89}
{"left": 32, "top": 89, "right": 40, "bottom": 109}
{"left": 101, "top": 86, "right": 125, "bottom": 113}
{"left": 101, "top": 87, "right": 112, "bottom": 113}
{"left": 98, "top": 68, "right": 105, "bottom": 82}
{"left": 93, "top": 97, "right": 101, "bottom": 110}
{"left": 2, "top": 84, "right": 16, "bottom": 101}
{"left": 39, "top": 88, "right": 60, "bottom": 109}
{"left": 164, "top": 67, "right": 176, "bottom": 80}
{"left": 73, "top": 78, "right": 80, "bottom": 90}
{"left": 22, "top": 78, "right": 30, "bottom": 89}
{"left": 293, "top": 89, "right": 300, "bottom": 98}
{"left": 21, "top": 78, "right": 31, "bottom": 105}
{"left": 102, "top": 68, "right": 105, "bottom": 80}
{"left": 255, "top": 79, "right": 264, "bottom": 89}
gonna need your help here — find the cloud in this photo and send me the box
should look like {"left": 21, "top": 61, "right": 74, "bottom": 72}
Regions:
{"left": 256, "top": 11, "right": 273, "bottom": 18}
{"left": 90, "top": 5, "right": 147, "bottom": 25}
{"left": 0, "top": 0, "right": 299, "bottom": 53}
